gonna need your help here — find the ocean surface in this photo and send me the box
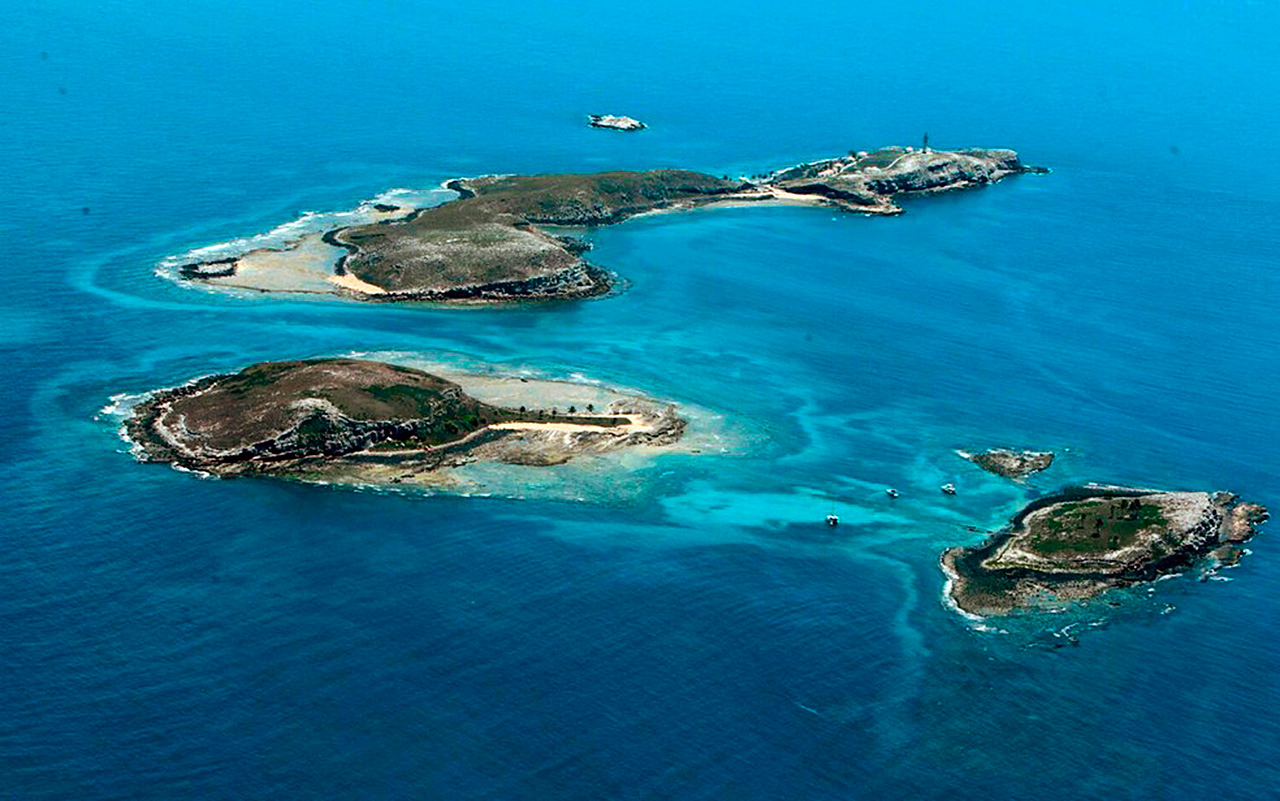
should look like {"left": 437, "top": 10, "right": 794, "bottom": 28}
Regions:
{"left": 3, "top": 1, "right": 1279, "bottom": 798}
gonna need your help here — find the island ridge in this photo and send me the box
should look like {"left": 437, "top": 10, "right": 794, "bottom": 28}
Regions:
{"left": 125, "top": 358, "right": 685, "bottom": 486}
{"left": 175, "top": 146, "right": 1044, "bottom": 302}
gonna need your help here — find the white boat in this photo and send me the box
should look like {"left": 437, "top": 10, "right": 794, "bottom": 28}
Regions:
{"left": 825, "top": 514, "right": 839, "bottom": 527}
{"left": 941, "top": 483, "right": 957, "bottom": 495}
{"left": 886, "top": 488, "right": 900, "bottom": 498}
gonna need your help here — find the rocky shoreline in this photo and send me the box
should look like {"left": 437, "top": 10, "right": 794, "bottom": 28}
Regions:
{"left": 172, "top": 145, "right": 1045, "bottom": 303}
{"left": 942, "top": 487, "right": 1268, "bottom": 616}
{"left": 959, "top": 448, "right": 1054, "bottom": 480}
{"left": 588, "top": 114, "right": 645, "bottom": 131}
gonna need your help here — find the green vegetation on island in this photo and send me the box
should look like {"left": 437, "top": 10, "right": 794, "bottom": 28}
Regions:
{"left": 942, "top": 488, "right": 1268, "bottom": 616}
{"left": 125, "top": 358, "right": 684, "bottom": 483}
{"left": 330, "top": 170, "right": 743, "bottom": 300}
{"left": 177, "top": 146, "right": 1043, "bottom": 302}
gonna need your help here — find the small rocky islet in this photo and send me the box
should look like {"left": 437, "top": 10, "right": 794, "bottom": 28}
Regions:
{"left": 959, "top": 448, "right": 1055, "bottom": 480}
{"left": 942, "top": 489, "right": 1268, "bottom": 616}
{"left": 125, "top": 358, "right": 685, "bottom": 485}
{"left": 175, "top": 145, "right": 1043, "bottom": 303}
{"left": 588, "top": 114, "right": 646, "bottom": 131}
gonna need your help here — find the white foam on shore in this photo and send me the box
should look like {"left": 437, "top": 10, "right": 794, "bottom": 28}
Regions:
{"left": 97, "top": 391, "right": 149, "bottom": 419}
{"left": 103, "top": 353, "right": 730, "bottom": 501}
{"left": 168, "top": 463, "right": 217, "bottom": 480}
{"left": 156, "top": 186, "right": 458, "bottom": 279}
{"left": 939, "top": 558, "right": 1002, "bottom": 631}
{"left": 98, "top": 373, "right": 223, "bottom": 466}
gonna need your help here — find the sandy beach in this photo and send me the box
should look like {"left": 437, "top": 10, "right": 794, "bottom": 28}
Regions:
{"left": 630, "top": 185, "right": 901, "bottom": 218}
{"left": 327, "top": 270, "right": 387, "bottom": 295}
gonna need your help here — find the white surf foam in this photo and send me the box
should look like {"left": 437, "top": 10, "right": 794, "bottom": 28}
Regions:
{"left": 157, "top": 185, "right": 459, "bottom": 278}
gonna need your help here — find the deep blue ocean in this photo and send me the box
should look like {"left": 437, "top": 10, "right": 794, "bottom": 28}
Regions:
{"left": 3, "top": 1, "right": 1280, "bottom": 798}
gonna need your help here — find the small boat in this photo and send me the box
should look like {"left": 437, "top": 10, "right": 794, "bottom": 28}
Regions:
{"left": 940, "top": 483, "right": 957, "bottom": 495}
{"left": 885, "top": 488, "right": 900, "bottom": 498}
{"left": 825, "top": 514, "right": 840, "bottom": 527}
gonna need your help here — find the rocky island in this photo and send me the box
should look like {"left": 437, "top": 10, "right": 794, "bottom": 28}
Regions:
{"left": 764, "top": 146, "right": 1043, "bottom": 215}
{"left": 959, "top": 448, "right": 1054, "bottom": 480}
{"left": 942, "top": 488, "right": 1268, "bottom": 616}
{"left": 325, "top": 170, "right": 743, "bottom": 301}
{"left": 588, "top": 114, "right": 646, "bottom": 131}
{"left": 172, "top": 146, "right": 1045, "bottom": 302}
{"left": 125, "top": 358, "right": 685, "bottom": 485}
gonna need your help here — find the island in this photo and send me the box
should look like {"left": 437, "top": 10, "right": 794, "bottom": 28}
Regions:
{"left": 172, "top": 146, "right": 1045, "bottom": 302}
{"left": 588, "top": 114, "right": 646, "bottom": 131}
{"left": 942, "top": 488, "right": 1268, "bottom": 616}
{"left": 958, "top": 448, "right": 1054, "bottom": 480}
{"left": 124, "top": 358, "right": 685, "bottom": 485}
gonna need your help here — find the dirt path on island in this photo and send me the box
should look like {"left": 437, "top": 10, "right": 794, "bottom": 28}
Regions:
{"left": 354, "top": 415, "right": 652, "bottom": 457}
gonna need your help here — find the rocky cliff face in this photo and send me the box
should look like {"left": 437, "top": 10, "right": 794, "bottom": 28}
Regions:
{"left": 400, "top": 263, "right": 612, "bottom": 302}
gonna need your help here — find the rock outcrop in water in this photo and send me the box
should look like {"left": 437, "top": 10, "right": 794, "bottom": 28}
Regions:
{"left": 588, "top": 114, "right": 646, "bottom": 131}
{"left": 959, "top": 448, "right": 1054, "bottom": 480}
{"left": 126, "top": 358, "right": 684, "bottom": 482}
{"left": 175, "top": 146, "right": 1044, "bottom": 303}
{"left": 769, "top": 146, "right": 1043, "bottom": 214}
{"left": 942, "top": 488, "right": 1268, "bottom": 616}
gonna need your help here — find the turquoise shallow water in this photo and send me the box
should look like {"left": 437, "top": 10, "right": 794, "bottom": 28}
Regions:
{"left": 3, "top": 1, "right": 1280, "bottom": 798}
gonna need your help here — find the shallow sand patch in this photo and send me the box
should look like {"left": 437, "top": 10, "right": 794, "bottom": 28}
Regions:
{"left": 203, "top": 232, "right": 344, "bottom": 294}
{"left": 188, "top": 205, "right": 414, "bottom": 296}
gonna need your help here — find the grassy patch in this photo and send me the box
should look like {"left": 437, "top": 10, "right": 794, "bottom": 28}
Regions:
{"left": 336, "top": 170, "right": 739, "bottom": 293}
{"left": 854, "top": 148, "right": 908, "bottom": 169}
{"left": 1026, "top": 498, "right": 1167, "bottom": 556}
